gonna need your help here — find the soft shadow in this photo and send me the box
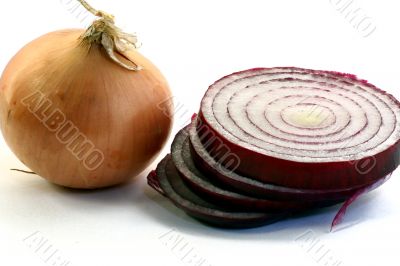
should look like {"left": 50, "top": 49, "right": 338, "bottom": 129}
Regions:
{"left": 18, "top": 168, "right": 386, "bottom": 241}
{"left": 27, "top": 173, "right": 147, "bottom": 208}
{"left": 140, "top": 186, "right": 383, "bottom": 241}
{"left": 53, "top": 180, "right": 139, "bottom": 200}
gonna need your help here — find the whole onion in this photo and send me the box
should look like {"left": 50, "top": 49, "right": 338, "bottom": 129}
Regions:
{"left": 0, "top": 2, "right": 173, "bottom": 189}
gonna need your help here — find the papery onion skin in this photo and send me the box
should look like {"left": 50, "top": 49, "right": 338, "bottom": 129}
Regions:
{"left": 0, "top": 29, "right": 173, "bottom": 189}
{"left": 196, "top": 68, "right": 400, "bottom": 190}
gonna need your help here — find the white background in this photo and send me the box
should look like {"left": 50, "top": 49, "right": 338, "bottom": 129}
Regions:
{"left": 0, "top": 0, "right": 399, "bottom": 265}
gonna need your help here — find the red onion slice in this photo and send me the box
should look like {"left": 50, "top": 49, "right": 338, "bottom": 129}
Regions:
{"left": 189, "top": 122, "right": 374, "bottom": 201}
{"left": 198, "top": 67, "right": 400, "bottom": 189}
{"left": 148, "top": 155, "right": 287, "bottom": 228}
{"left": 171, "top": 126, "right": 335, "bottom": 212}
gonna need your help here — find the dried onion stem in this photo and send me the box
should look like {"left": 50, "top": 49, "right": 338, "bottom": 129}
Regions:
{"left": 78, "top": 0, "right": 142, "bottom": 71}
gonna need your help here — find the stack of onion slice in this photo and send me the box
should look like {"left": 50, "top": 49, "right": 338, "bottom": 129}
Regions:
{"left": 148, "top": 67, "right": 400, "bottom": 228}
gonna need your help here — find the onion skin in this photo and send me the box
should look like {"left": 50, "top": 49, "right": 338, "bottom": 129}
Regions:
{"left": 0, "top": 29, "right": 173, "bottom": 189}
{"left": 196, "top": 68, "right": 400, "bottom": 190}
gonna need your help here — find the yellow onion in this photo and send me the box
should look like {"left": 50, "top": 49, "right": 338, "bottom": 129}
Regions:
{"left": 0, "top": 1, "right": 173, "bottom": 189}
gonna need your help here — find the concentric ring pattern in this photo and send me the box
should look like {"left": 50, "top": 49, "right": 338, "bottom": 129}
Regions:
{"left": 201, "top": 67, "right": 400, "bottom": 163}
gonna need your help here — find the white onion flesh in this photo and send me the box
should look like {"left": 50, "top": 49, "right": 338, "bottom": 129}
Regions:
{"left": 201, "top": 68, "right": 400, "bottom": 163}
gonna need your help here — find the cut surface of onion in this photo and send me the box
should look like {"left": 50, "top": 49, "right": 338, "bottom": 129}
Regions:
{"left": 148, "top": 155, "right": 287, "bottom": 228}
{"left": 198, "top": 67, "right": 400, "bottom": 189}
